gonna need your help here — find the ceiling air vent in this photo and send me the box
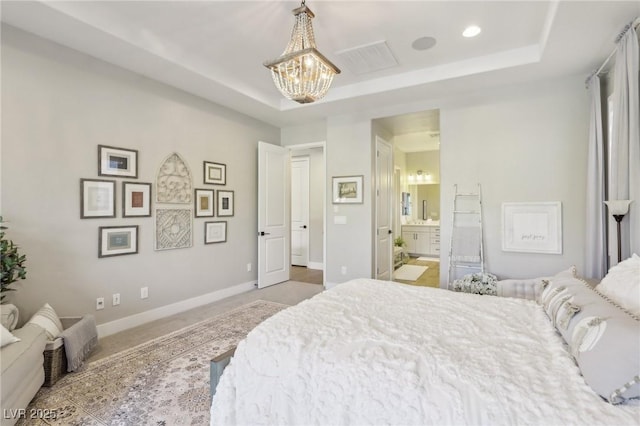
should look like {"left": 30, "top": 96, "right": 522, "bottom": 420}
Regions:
{"left": 335, "top": 40, "right": 398, "bottom": 75}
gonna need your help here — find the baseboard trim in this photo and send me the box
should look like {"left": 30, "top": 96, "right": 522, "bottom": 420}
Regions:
{"left": 307, "top": 261, "right": 324, "bottom": 271}
{"left": 96, "top": 281, "right": 256, "bottom": 338}
{"left": 325, "top": 281, "right": 340, "bottom": 289}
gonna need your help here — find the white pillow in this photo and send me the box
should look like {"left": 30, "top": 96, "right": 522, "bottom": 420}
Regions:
{"left": 0, "top": 303, "right": 19, "bottom": 331}
{"left": 534, "top": 266, "right": 578, "bottom": 303}
{"left": 1, "top": 324, "right": 20, "bottom": 348}
{"left": 597, "top": 254, "right": 640, "bottom": 316}
{"left": 26, "top": 303, "right": 63, "bottom": 340}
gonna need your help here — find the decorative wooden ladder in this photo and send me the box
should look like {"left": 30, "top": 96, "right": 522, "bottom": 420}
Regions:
{"left": 447, "top": 183, "right": 485, "bottom": 287}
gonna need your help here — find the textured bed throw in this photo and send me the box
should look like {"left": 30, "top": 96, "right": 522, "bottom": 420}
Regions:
{"left": 61, "top": 315, "right": 98, "bottom": 372}
{"left": 212, "top": 279, "right": 640, "bottom": 425}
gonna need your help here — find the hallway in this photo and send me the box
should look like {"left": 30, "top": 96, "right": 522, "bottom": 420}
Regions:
{"left": 290, "top": 266, "right": 323, "bottom": 285}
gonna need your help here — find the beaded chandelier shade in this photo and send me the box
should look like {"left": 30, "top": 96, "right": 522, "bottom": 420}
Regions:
{"left": 264, "top": 1, "right": 340, "bottom": 104}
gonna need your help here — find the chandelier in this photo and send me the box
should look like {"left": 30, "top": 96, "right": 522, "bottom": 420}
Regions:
{"left": 264, "top": 0, "right": 340, "bottom": 104}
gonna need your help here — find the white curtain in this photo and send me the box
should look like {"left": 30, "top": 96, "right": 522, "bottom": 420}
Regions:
{"left": 610, "top": 24, "right": 640, "bottom": 259}
{"left": 585, "top": 76, "right": 607, "bottom": 279}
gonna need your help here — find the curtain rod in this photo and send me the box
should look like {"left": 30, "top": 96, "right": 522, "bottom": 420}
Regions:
{"left": 586, "top": 16, "right": 639, "bottom": 87}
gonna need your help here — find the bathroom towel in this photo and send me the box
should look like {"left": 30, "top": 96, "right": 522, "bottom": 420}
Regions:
{"left": 451, "top": 226, "right": 481, "bottom": 263}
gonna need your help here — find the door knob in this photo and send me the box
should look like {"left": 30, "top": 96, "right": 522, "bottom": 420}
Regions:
{"left": 300, "top": 225, "right": 307, "bottom": 229}
{"left": 259, "top": 231, "right": 271, "bottom": 236}
{"left": 388, "top": 230, "right": 392, "bottom": 234}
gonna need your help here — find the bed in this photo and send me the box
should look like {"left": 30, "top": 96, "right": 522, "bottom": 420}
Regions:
{"left": 211, "top": 261, "right": 640, "bottom": 425}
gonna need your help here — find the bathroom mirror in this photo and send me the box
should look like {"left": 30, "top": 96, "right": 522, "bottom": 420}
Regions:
{"left": 409, "top": 184, "right": 440, "bottom": 222}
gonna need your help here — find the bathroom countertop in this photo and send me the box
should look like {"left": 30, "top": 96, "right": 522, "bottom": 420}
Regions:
{"left": 402, "top": 222, "right": 440, "bottom": 227}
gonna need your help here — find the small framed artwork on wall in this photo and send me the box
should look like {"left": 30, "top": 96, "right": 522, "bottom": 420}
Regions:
{"left": 122, "top": 182, "right": 152, "bottom": 217}
{"left": 203, "top": 161, "right": 226, "bottom": 185}
{"left": 332, "top": 175, "right": 364, "bottom": 204}
{"left": 217, "top": 190, "right": 234, "bottom": 217}
{"left": 99, "top": 145, "right": 138, "bottom": 178}
{"left": 194, "top": 189, "right": 215, "bottom": 217}
{"left": 81, "top": 178, "right": 116, "bottom": 218}
{"left": 98, "top": 225, "right": 139, "bottom": 258}
{"left": 205, "top": 221, "right": 227, "bottom": 244}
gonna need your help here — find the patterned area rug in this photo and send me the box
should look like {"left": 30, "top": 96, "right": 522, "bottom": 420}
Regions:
{"left": 18, "top": 300, "right": 288, "bottom": 426}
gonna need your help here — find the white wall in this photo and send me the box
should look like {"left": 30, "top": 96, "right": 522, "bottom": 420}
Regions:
{"left": 281, "top": 124, "right": 326, "bottom": 269}
{"left": 393, "top": 147, "right": 407, "bottom": 184}
{"left": 325, "top": 116, "right": 373, "bottom": 285}
{"left": 284, "top": 77, "right": 591, "bottom": 287}
{"left": 1, "top": 25, "right": 280, "bottom": 326}
{"left": 439, "top": 76, "right": 590, "bottom": 284}
{"left": 281, "top": 122, "right": 327, "bottom": 146}
{"left": 291, "top": 148, "right": 324, "bottom": 267}
{"left": 308, "top": 148, "right": 324, "bottom": 266}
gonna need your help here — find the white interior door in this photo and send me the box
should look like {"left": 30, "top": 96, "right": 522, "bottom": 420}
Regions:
{"left": 376, "top": 137, "right": 393, "bottom": 280}
{"left": 291, "top": 157, "right": 309, "bottom": 266}
{"left": 258, "top": 141, "right": 290, "bottom": 288}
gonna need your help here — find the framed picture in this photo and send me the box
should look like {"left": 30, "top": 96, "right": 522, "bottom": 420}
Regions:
{"left": 332, "top": 175, "right": 363, "bottom": 204}
{"left": 157, "top": 152, "right": 192, "bottom": 204}
{"left": 98, "top": 145, "right": 138, "bottom": 178}
{"left": 155, "top": 208, "right": 193, "bottom": 251}
{"left": 502, "top": 202, "right": 562, "bottom": 254}
{"left": 204, "top": 161, "right": 226, "bottom": 185}
{"left": 217, "top": 190, "right": 234, "bottom": 217}
{"left": 194, "top": 189, "right": 215, "bottom": 217}
{"left": 205, "top": 221, "right": 227, "bottom": 244}
{"left": 98, "top": 225, "right": 138, "bottom": 258}
{"left": 123, "top": 182, "right": 152, "bottom": 217}
{"left": 81, "top": 179, "right": 116, "bottom": 219}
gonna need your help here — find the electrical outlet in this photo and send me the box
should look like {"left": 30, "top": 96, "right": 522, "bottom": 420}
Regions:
{"left": 141, "top": 287, "right": 148, "bottom": 299}
{"left": 247, "top": 263, "right": 252, "bottom": 272}
{"left": 96, "top": 297, "right": 104, "bottom": 310}
{"left": 112, "top": 293, "right": 120, "bottom": 306}
{"left": 341, "top": 266, "right": 347, "bottom": 275}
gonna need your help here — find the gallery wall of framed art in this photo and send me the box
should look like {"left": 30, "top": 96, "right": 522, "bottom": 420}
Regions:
{"left": 82, "top": 146, "right": 236, "bottom": 259}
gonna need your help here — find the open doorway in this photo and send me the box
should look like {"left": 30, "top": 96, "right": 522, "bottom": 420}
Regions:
{"left": 289, "top": 143, "right": 325, "bottom": 286}
{"left": 374, "top": 110, "right": 441, "bottom": 287}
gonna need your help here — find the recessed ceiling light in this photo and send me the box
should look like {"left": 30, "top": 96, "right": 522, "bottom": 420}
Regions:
{"left": 463, "top": 25, "right": 482, "bottom": 38}
{"left": 411, "top": 36, "right": 437, "bottom": 51}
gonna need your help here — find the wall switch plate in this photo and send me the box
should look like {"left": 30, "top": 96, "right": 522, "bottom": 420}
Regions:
{"left": 96, "top": 297, "right": 105, "bottom": 310}
{"left": 341, "top": 266, "right": 347, "bottom": 275}
{"left": 141, "top": 287, "right": 148, "bottom": 299}
{"left": 334, "top": 216, "right": 347, "bottom": 225}
{"left": 112, "top": 293, "right": 120, "bottom": 306}
{"left": 247, "top": 263, "right": 252, "bottom": 272}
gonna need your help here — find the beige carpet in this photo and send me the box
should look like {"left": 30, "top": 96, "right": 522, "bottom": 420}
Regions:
{"left": 18, "top": 300, "right": 287, "bottom": 426}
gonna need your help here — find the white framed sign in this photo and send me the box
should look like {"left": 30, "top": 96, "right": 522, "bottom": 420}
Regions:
{"left": 502, "top": 202, "right": 562, "bottom": 254}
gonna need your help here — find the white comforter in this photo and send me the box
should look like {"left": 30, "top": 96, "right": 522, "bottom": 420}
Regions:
{"left": 211, "top": 279, "right": 640, "bottom": 425}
